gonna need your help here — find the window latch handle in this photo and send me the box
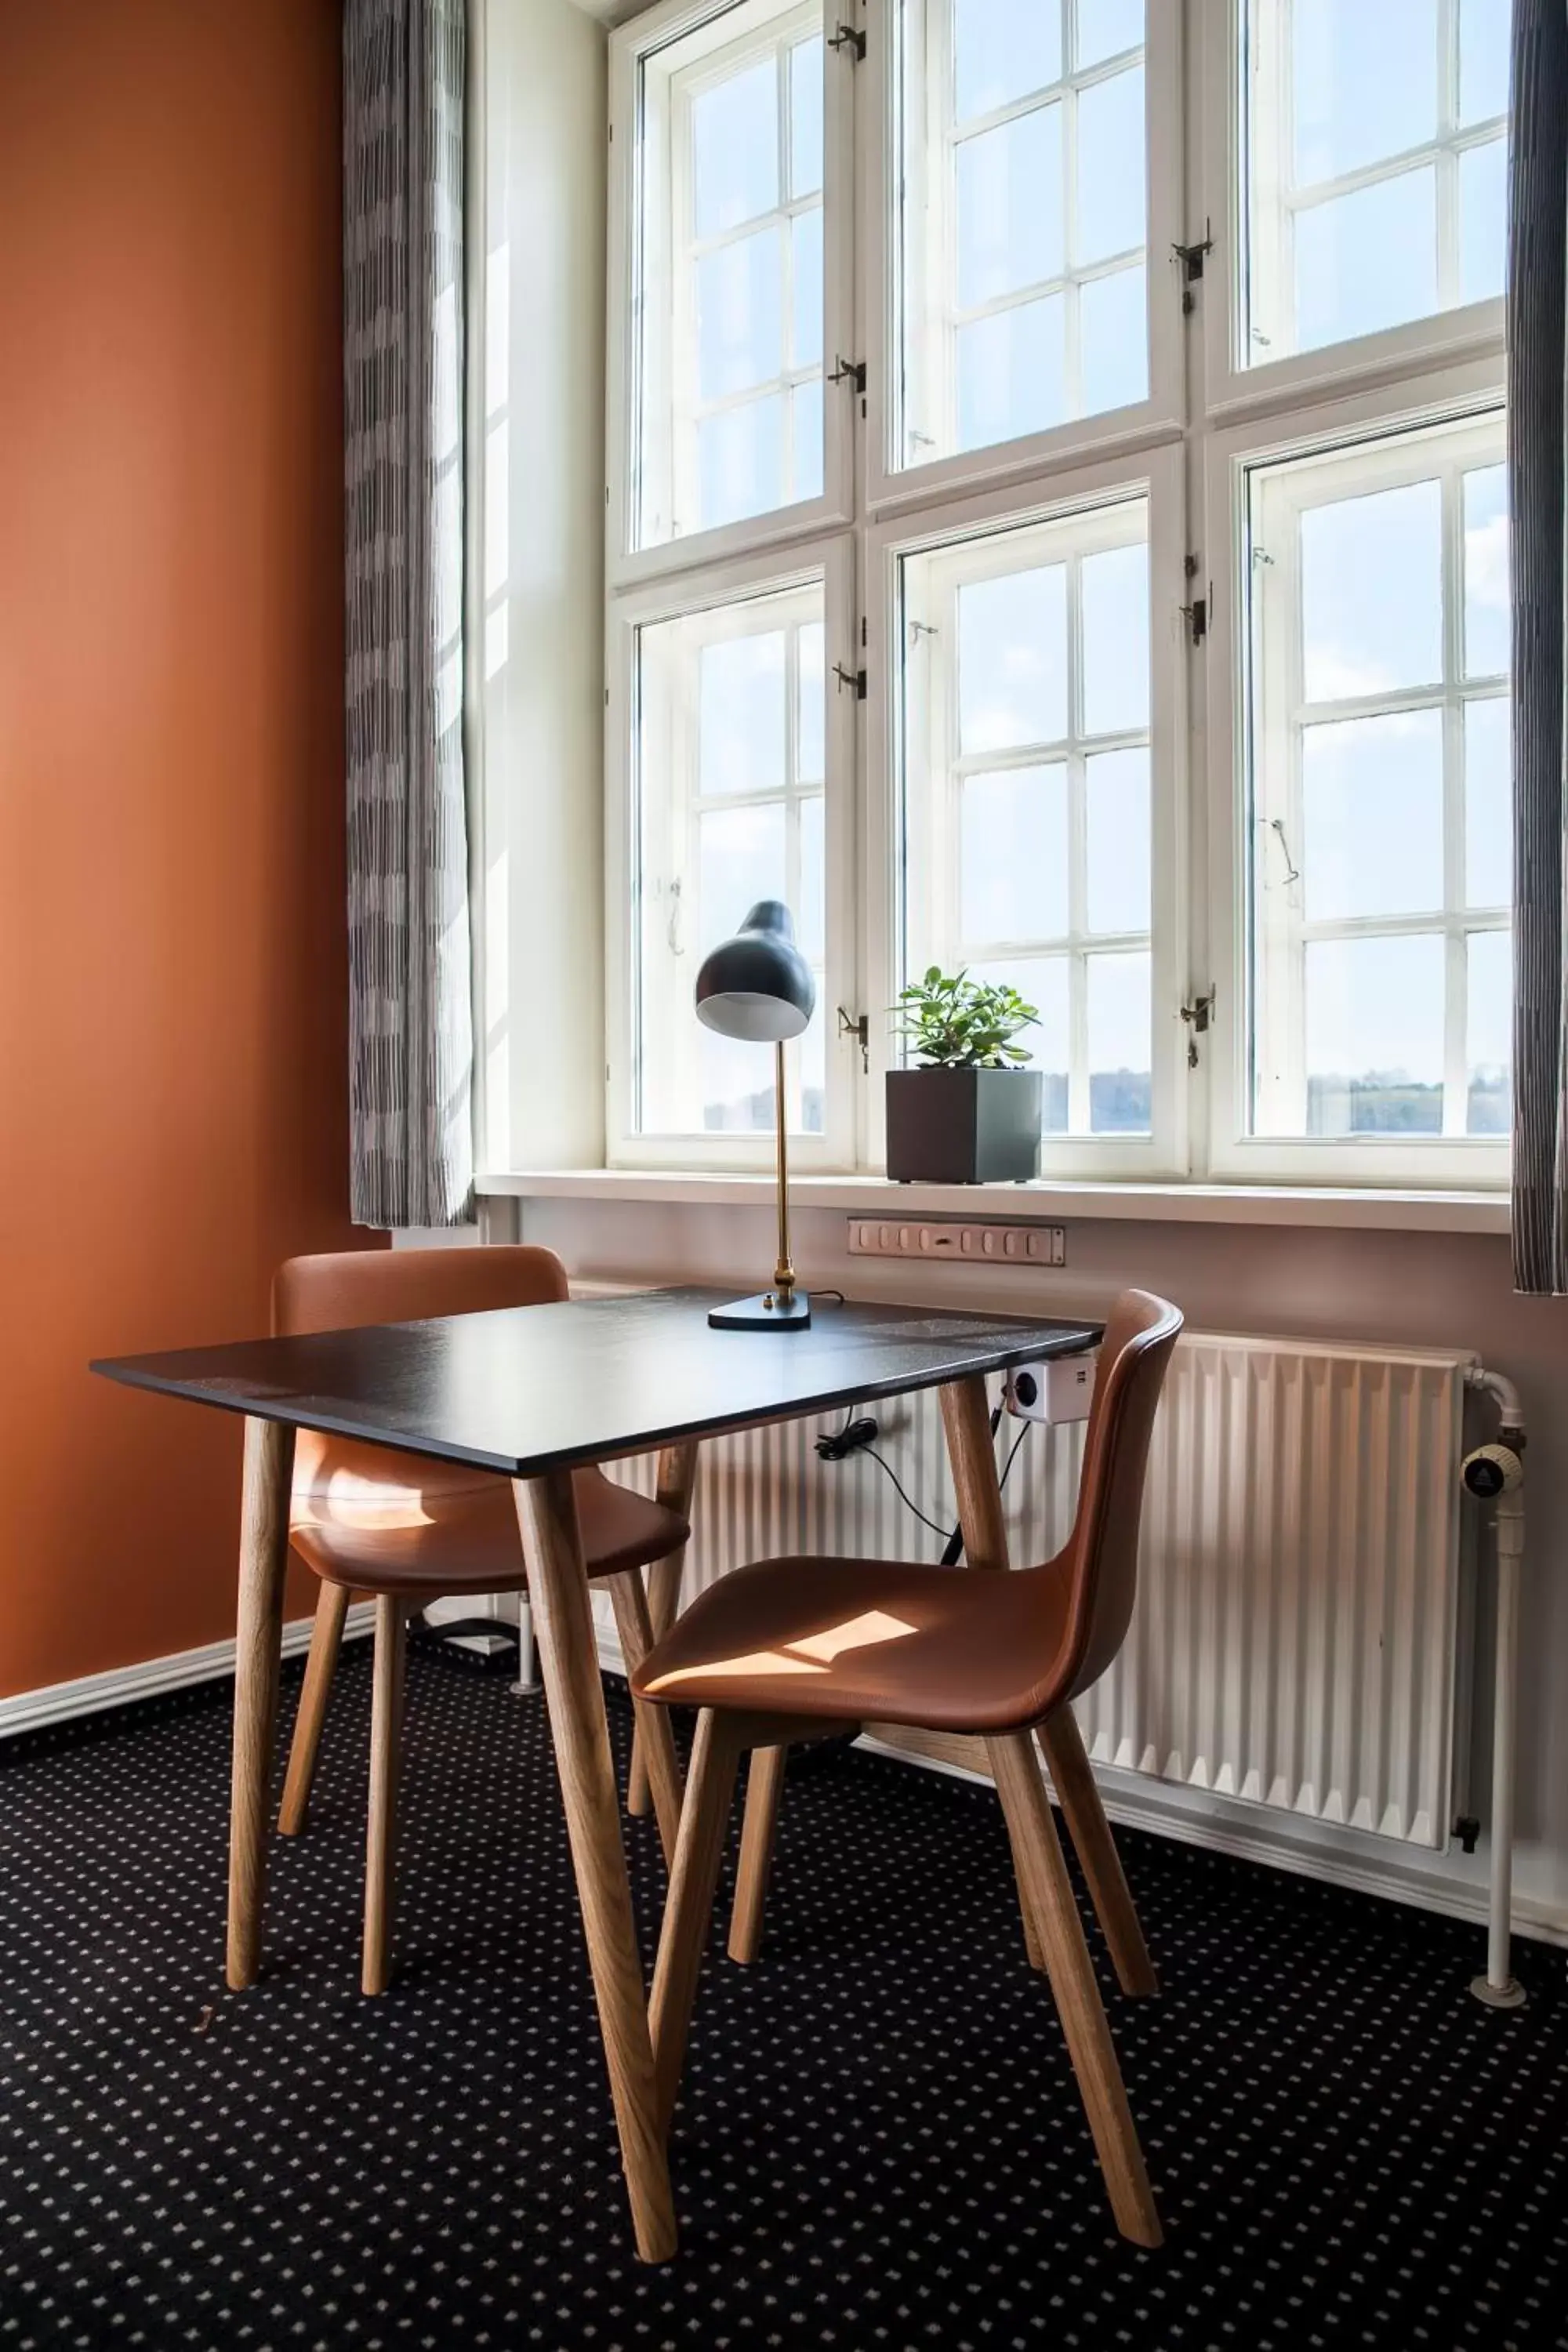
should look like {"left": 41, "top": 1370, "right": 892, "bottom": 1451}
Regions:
{"left": 1180, "top": 989, "right": 1216, "bottom": 1069}
{"left": 837, "top": 1007, "right": 870, "bottom": 1072}
{"left": 828, "top": 21, "right": 866, "bottom": 60}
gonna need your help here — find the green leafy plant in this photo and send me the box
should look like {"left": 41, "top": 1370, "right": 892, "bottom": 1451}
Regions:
{"left": 894, "top": 967, "right": 1039, "bottom": 1069}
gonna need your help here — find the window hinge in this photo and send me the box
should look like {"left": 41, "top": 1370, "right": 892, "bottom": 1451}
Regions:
{"left": 833, "top": 662, "right": 867, "bottom": 699}
{"left": 1173, "top": 221, "right": 1214, "bottom": 313}
{"left": 1180, "top": 988, "right": 1216, "bottom": 1068}
{"left": 829, "top": 355, "right": 867, "bottom": 394}
{"left": 829, "top": 20, "right": 866, "bottom": 60}
{"left": 837, "top": 1007, "right": 870, "bottom": 1071}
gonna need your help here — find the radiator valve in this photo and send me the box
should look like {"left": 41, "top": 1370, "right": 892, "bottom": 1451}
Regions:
{"left": 1462, "top": 1442, "right": 1524, "bottom": 1501}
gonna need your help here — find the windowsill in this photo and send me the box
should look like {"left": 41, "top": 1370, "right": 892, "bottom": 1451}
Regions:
{"left": 477, "top": 1167, "right": 1511, "bottom": 1236}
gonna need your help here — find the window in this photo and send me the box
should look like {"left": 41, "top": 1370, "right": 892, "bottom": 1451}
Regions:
{"left": 1236, "top": 0, "right": 1509, "bottom": 372}
{"left": 1242, "top": 412, "right": 1509, "bottom": 1142}
{"left": 898, "top": 495, "right": 1156, "bottom": 1136}
{"left": 617, "top": 0, "right": 848, "bottom": 565}
{"left": 893, "top": 0, "right": 1152, "bottom": 470}
{"left": 589, "top": 0, "right": 1513, "bottom": 1189}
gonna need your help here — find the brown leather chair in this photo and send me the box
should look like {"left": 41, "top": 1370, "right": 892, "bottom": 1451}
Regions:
{"left": 273, "top": 1245, "right": 691, "bottom": 1994}
{"left": 631, "top": 1288, "right": 1181, "bottom": 2249}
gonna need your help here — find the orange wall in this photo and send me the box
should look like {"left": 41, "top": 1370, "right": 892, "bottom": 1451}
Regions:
{"left": 0, "top": 0, "right": 379, "bottom": 1696}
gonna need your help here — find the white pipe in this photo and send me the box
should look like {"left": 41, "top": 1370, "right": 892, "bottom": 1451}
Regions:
{"left": 1463, "top": 1365, "right": 1527, "bottom": 2011}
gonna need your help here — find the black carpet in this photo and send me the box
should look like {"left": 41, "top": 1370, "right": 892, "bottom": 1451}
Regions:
{"left": 2, "top": 1639, "right": 1565, "bottom": 2352}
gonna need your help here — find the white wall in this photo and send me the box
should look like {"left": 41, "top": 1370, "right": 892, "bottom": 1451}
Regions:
{"left": 500, "top": 1188, "right": 1568, "bottom": 1944}
{"left": 475, "top": 0, "right": 608, "bottom": 1174}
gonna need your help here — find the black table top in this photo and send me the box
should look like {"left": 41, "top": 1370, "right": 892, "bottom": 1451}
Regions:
{"left": 92, "top": 1287, "right": 1102, "bottom": 1478}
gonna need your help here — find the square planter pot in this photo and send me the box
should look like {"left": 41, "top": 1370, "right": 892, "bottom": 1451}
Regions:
{"left": 885, "top": 1066, "right": 1043, "bottom": 1184}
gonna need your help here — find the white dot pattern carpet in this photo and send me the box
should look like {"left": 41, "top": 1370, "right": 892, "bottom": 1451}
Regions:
{"left": 2, "top": 1638, "right": 1565, "bottom": 2350}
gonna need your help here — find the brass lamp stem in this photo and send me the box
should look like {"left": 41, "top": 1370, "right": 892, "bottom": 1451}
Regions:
{"left": 772, "top": 1037, "right": 794, "bottom": 1304}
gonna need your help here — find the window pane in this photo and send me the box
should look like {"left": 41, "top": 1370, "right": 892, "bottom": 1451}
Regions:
{"left": 959, "top": 564, "right": 1069, "bottom": 752}
{"left": 789, "top": 35, "right": 823, "bottom": 197}
{"left": 1301, "top": 478, "right": 1443, "bottom": 702}
{"left": 956, "top": 108, "right": 1064, "bottom": 307}
{"left": 1305, "top": 936, "right": 1446, "bottom": 1134}
{"left": 699, "top": 802, "right": 786, "bottom": 955}
{"left": 1080, "top": 539, "right": 1149, "bottom": 735}
{"left": 1294, "top": 170, "right": 1438, "bottom": 352}
{"left": 961, "top": 957, "right": 1069, "bottom": 1128}
{"left": 1076, "top": 0, "right": 1144, "bottom": 69}
{"left": 635, "top": 583, "right": 828, "bottom": 1137}
{"left": 699, "top": 633, "right": 786, "bottom": 797}
{"left": 633, "top": 2, "right": 828, "bottom": 551}
{"left": 960, "top": 767, "right": 1069, "bottom": 946}
{"left": 1086, "top": 748, "right": 1150, "bottom": 934}
{"left": 1087, "top": 951, "right": 1151, "bottom": 1131}
{"left": 1243, "top": 0, "right": 1512, "bottom": 366}
{"left": 1290, "top": 0, "right": 1438, "bottom": 183}
{"left": 954, "top": 0, "right": 1061, "bottom": 119}
{"left": 1468, "top": 929, "right": 1511, "bottom": 1133}
{"left": 698, "top": 227, "right": 784, "bottom": 400}
{"left": 1464, "top": 463, "right": 1510, "bottom": 676}
{"left": 956, "top": 296, "right": 1066, "bottom": 452}
{"left": 1465, "top": 696, "right": 1512, "bottom": 907}
{"left": 1459, "top": 0, "right": 1511, "bottom": 124}
{"left": 797, "top": 621, "right": 826, "bottom": 782}
{"left": 1076, "top": 67, "right": 1145, "bottom": 265}
{"left": 1460, "top": 136, "right": 1507, "bottom": 306}
{"left": 897, "top": 0, "right": 1147, "bottom": 470}
{"left": 1301, "top": 709, "right": 1444, "bottom": 919}
{"left": 699, "top": 392, "right": 786, "bottom": 530}
{"left": 790, "top": 379, "right": 824, "bottom": 502}
{"left": 692, "top": 54, "right": 779, "bottom": 236}
{"left": 1080, "top": 262, "right": 1147, "bottom": 416}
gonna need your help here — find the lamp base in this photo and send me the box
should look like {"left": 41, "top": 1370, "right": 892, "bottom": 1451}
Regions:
{"left": 708, "top": 1289, "right": 812, "bottom": 1331}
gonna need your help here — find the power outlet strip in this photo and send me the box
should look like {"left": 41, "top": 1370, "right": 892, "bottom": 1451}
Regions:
{"left": 847, "top": 1218, "right": 1065, "bottom": 1266}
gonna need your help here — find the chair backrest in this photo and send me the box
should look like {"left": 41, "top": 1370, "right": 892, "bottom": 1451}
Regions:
{"left": 273, "top": 1243, "right": 569, "bottom": 1338}
{"left": 274, "top": 1245, "right": 570, "bottom": 1516}
{"left": 1050, "top": 1289, "right": 1182, "bottom": 1701}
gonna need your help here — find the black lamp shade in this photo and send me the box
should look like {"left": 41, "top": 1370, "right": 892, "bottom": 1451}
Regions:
{"left": 694, "top": 900, "right": 815, "bottom": 1042}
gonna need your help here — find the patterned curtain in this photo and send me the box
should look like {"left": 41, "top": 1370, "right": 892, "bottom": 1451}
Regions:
{"left": 343, "top": 0, "right": 474, "bottom": 1229}
{"left": 1510, "top": 0, "right": 1568, "bottom": 1291}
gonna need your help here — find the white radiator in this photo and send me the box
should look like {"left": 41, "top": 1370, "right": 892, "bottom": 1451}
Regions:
{"left": 612, "top": 1331, "right": 1474, "bottom": 1853}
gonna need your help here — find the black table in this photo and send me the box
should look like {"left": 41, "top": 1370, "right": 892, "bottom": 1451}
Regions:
{"left": 94, "top": 1285, "right": 1100, "bottom": 2262}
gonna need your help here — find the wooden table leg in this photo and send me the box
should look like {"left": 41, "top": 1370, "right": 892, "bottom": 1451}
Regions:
{"left": 514, "top": 1468, "right": 677, "bottom": 2265}
{"left": 227, "top": 1414, "right": 296, "bottom": 1991}
{"left": 938, "top": 1374, "right": 1047, "bottom": 1975}
{"left": 628, "top": 1440, "right": 699, "bottom": 1819}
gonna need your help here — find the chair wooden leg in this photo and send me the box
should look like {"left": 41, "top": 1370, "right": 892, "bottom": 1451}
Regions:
{"left": 649, "top": 1708, "right": 742, "bottom": 2131}
{"left": 227, "top": 1415, "right": 296, "bottom": 1992}
{"left": 1037, "top": 1705, "right": 1158, "bottom": 1998}
{"left": 987, "top": 1730, "right": 1162, "bottom": 2249}
{"left": 627, "top": 1443, "right": 699, "bottom": 1818}
{"left": 727, "top": 1739, "right": 786, "bottom": 1963}
{"left": 362, "top": 1595, "right": 407, "bottom": 1998}
{"left": 609, "top": 1569, "right": 684, "bottom": 1870}
{"left": 515, "top": 1468, "right": 677, "bottom": 2264}
{"left": 938, "top": 1374, "right": 1046, "bottom": 1975}
{"left": 278, "top": 1578, "right": 350, "bottom": 1835}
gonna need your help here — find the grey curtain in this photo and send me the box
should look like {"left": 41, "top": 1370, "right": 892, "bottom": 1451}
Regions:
{"left": 343, "top": 0, "right": 474, "bottom": 1229}
{"left": 1510, "top": 0, "right": 1568, "bottom": 1291}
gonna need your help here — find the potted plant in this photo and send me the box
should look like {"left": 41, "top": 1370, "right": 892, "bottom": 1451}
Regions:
{"left": 886, "top": 968, "right": 1042, "bottom": 1183}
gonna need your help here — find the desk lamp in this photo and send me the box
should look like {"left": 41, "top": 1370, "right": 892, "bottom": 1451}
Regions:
{"left": 695, "top": 899, "right": 815, "bottom": 1330}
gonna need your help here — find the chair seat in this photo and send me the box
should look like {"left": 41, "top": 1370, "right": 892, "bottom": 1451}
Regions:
{"left": 291, "top": 1463, "right": 688, "bottom": 1595}
{"left": 632, "top": 1553, "right": 1073, "bottom": 1733}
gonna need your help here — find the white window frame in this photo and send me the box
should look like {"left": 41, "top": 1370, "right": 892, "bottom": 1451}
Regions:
{"left": 863, "top": 442, "right": 1190, "bottom": 1179}
{"left": 604, "top": 535, "right": 860, "bottom": 1169}
{"left": 1200, "top": 0, "right": 1508, "bottom": 424}
{"left": 607, "top": 0, "right": 856, "bottom": 590}
{"left": 862, "top": 0, "right": 1187, "bottom": 516}
{"left": 1202, "top": 359, "right": 1510, "bottom": 1187}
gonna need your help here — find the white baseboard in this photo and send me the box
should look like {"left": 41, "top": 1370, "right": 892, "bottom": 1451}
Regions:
{"left": 0, "top": 1602, "right": 377, "bottom": 1742}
